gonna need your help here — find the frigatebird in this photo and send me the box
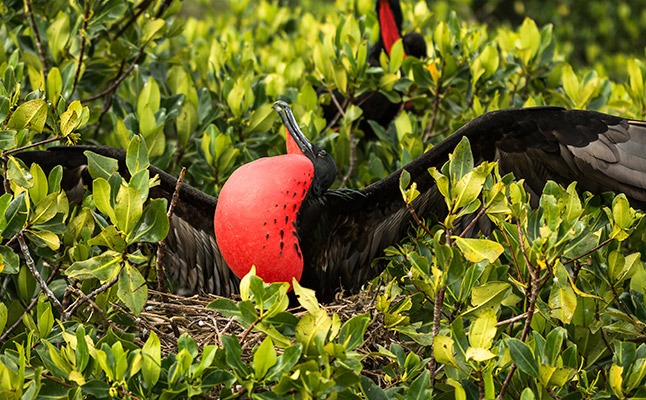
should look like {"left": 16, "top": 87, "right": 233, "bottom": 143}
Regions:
{"left": 9, "top": 102, "right": 646, "bottom": 302}
{"left": 321, "top": 0, "right": 427, "bottom": 137}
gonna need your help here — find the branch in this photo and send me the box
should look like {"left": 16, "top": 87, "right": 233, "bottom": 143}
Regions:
{"left": 17, "top": 232, "right": 64, "bottom": 313}
{"left": 113, "top": 0, "right": 155, "bottom": 40}
{"left": 63, "top": 273, "right": 120, "bottom": 320}
{"left": 498, "top": 224, "right": 543, "bottom": 399}
{"left": 72, "top": 0, "right": 92, "bottom": 93}
{"left": 24, "top": 0, "right": 49, "bottom": 79}
{"left": 423, "top": 74, "right": 444, "bottom": 142}
{"left": 2, "top": 136, "right": 62, "bottom": 158}
{"left": 156, "top": 167, "right": 186, "bottom": 291}
{"left": 429, "top": 286, "right": 446, "bottom": 387}
{"left": 80, "top": 48, "right": 144, "bottom": 103}
{"left": 405, "top": 202, "right": 434, "bottom": 237}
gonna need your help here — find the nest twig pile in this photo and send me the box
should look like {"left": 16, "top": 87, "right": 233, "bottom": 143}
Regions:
{"left": 135, "top": 288, "right": 399, "bottom": 362}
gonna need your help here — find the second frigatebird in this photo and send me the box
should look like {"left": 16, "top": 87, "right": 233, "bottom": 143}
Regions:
{"left": 10, "top": 102, "right": 646, "bottom": 301}
{"left": 321, "top": 0, "right": 427, "bottom": 137}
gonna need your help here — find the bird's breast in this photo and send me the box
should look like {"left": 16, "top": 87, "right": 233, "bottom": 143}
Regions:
{"left": 214, "top": 155, "right": 314, "bottom": 284}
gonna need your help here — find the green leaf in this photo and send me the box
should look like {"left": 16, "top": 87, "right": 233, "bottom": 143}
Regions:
{"left": 92, "top": 178, "right": 116, "bottom": 222}
{"left": 544, "top": 327, "right": 566, "bottom": 365}
{"left": 37, "top": 295, "right": 54, "bottom": 338}
{"left": 46, "top": 12, "right": 70, "bottom": 63}
{"left": 60, "top": 102, "right": 81, "bottom": 137}
{"left": 85, "top": 151, "right": 119, "bottom": 181}
{"left": 293, "top": 279, "right": 321, "bottom": 315}
{"left": 0, "top": 302, "right": 7, "bottom": 334}
{"left": 454, "top": 238, "right": 503, "bottom": 263}
{"left": 7, "top": 99, "right": 48, "bottom": 132}
{"left": 117, "top": 262, "right": 148, "bottom": 315}
{"left": 449, "top": 137, "right": 474, "bottom": 183}
{"left": 114, "top": 185, "right": 143, "bottom": 235}
{"left": 244, "top": 103, "right": 276, "bottom": 135}
{"left": 46, "top": 67, "right": 62, "bottom": 107}
{"left": 406, "top": 369, "right": 431, "bottom": 400}
{"left": 0, "top": 246, "right": 19, "bottom": 274}
{"left": 469, "top": 309, "right": 497, "bottom": 349}
{"left": 506, "top": 338, "right": 540, "bottom": 378}
{"left": 266, "top": 344, "right": 302, "bottom": 381}
{"left": 126, "top": 136, "right": 149, "bottom": 176}
{"left": 128, "top": 199, "right": 169, "bottom": 244}
{"left": 548, "top": 285, "right": 577, "bottom": 324}
{"left": 433, "top": 334, "right": 456, "bottom": 366}
{"left": 25, "top": 229, "right": 60, "bottom": 251}
{"left": 338, "top": 313, "right": 370, "bottom": 351}
{"left": 28, "top": 163, "right": 48, "bottom": 206}
{"left": 609, "top": 364, "right": 624, "bottom": 398}
{"left": 7, "top": 156, "right": 33, "bottom": 188}
{"left": 253, "top": 336, "right": 277, "bottom": 379}
{"left": 142, "top": 331, "right": 161, "bottom": 387}
{"left": 176, "top": 102, "right": 198, "bottom": 147}
{"left": 141, "top": 19, "right": 166, "bottom": 44}
{"left": 3, "top": 192, "right": 28, "bottom": 238}
{"left": 67, "top": 251, "right": 122, "bottom": 282}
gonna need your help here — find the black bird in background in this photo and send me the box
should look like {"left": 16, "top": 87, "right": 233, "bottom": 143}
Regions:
{"left": 10, "top": 103, "right": 646, "bottom": 302}
{"left": 321, "top": 0, "right": 427, "bottom": 138}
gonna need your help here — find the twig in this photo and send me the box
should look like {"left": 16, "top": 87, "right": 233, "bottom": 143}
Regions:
{"left": 156, "top": 167, "right": 186, "bottom": 291}
{"left": 429, "top": 285, "right": 446, "bottom": 387}
{"left": 2, "top": 136, "right": 62, "bottom": 157}
{"left": 477, "top": 370, "right": 485, "bottom": 400}
{"left": 80, "top": 48, "right": 144, "bottom": 103}
{"left": 405, "top": 203, "right": 434, "bottom": 237}
{"left": 113, "top": 0, "right": 154, "bottom": 40}
{"left": 564, "top": 238, "right": 613, "bottom": 265}
{"left": 423, "top": 76, "right": 444, "bottom": 142}
{"left": 63, "top": 273, "right": 120, "bottom": 320}
{"left": 17, "top": 232, "right": 64, "bottom": 313}
{"left": 24, "top": 0, "right": 49, "bottom": 79}
{"left": 72, "top": 0, "right": 92, "bottom": 93}
{"left": 239, "top": 318, "right": 261, "bottom": 345}
{"left": 496, "top": 313, "right": 527, "bottom": 327}
{"left": 459, "top": 207, "right": 487, "bottom": 238}
{"left": 498, "top": 224, "right": 542, "bottom": 399}
{"left": 0, "top": 263, "right": 61, "bottom": 344}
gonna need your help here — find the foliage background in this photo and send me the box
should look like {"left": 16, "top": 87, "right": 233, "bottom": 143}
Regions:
{"left": 0, "top": 0, "right": 645, "bottom": 398}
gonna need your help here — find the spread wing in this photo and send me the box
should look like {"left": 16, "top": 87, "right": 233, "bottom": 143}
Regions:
{"left": 298, "top": 107, "right": 646, "bottom": 301}
{"left": 11, "top": 146, "right": 239, "bottom": 296}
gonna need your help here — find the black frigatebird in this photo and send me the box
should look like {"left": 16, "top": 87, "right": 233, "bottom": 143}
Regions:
{"left": 321, "top": 0, "right": 427, "bottom": 137}
{"left": 9, "top": 102, "right": 646, "bottom": 302}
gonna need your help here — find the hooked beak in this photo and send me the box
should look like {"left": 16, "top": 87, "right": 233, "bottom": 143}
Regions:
{"left": 272, "top": 101, "right": 315, "bottom": 159}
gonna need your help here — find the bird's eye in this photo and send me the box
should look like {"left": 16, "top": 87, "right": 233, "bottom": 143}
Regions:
{"left": 317, "top": 150, "right": 327, "bottom": 158}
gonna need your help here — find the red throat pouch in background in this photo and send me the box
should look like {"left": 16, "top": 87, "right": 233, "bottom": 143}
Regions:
{"left": 379, "top": 0, "right": 401, "bottom": 55}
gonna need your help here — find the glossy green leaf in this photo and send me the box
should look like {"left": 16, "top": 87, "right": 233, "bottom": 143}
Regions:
{"left": 7, "top": 99, "right": 47, "bottom": 133}
{"left": 338, "top": 313, "right": 370, "bottom": 351}
{"left": 128, "top": 198, "right": 169, "bottom": 244}
{"left": 253, "top": 336, "right": 277, "bottom": 379}
{"left": 142, "top": 331, "right": 161, "bottom": 387}
{"left": 85, "top": 151, "right": 119, "bottom": 181}
{"left": 506, "top": 338, "right": 540, "bottom": 378}
{"left": 114, "top": 185, "right": 143, "bottom": 234}
{"left": 455, "top": 237, "right": 503, "bottom": 263}
{"left": 67, "top": 251, "right": 122, "bottom": 282}
{"left": 117, "top": 262, "right": 148, "bottom": 315}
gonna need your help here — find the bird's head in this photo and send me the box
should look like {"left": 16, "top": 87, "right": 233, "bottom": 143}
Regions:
{"left": 273, "top": 101, "right": 336, "bottom": 196}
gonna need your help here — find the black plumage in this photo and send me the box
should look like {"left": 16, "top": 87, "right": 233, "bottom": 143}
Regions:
{"left": 9, "top": 106, "right": 646, "bottom": 302}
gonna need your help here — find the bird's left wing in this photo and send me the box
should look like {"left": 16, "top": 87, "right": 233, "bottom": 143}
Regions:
{"left": 9, "top": 146, "right": 238, "bottom": 296}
